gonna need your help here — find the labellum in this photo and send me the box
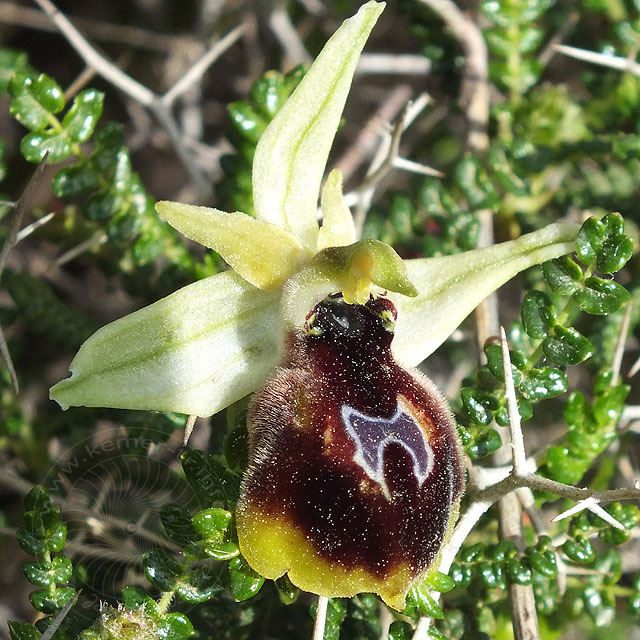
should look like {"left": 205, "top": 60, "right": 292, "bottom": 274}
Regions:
{"left": 236, "top": 294, "right": 465, "bottom": 610}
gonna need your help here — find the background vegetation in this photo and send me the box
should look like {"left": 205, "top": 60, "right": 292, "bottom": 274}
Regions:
{"left": 0, "top": 1, "right": 639, "bottom": 639}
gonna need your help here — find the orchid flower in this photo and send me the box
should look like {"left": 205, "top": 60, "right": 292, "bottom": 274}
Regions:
{"left": 50, "top": 0, "right": 580, "bottom": 610}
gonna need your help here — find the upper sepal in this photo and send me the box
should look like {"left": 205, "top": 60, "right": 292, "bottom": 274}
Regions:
{"left": 251, "top": 1, "right": 385, "bottom": 249}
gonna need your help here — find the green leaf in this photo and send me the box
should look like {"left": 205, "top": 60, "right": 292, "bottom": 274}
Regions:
{"left": 29, "top": 586, "right": 75, "bottom": 614}
{"left": 228, "top": 555, "right": 264, "bottom": 601}
{"left": 46, "top": 522, "right": 67, "bottom": 552}
{"left": 275, "top": 575, "right": 299, "bottom": 605}
{"left": 597, "top": 212, "right": 633, "bottom": 273}
{"left": 563, "top": 537, "right": 595, "bottom": 564}
{"left": 22, "top": 561, "right": 54, "bottom": 588}
{"left": 576, "top": 217, "right": 605, "bottom": 266}
{"left": 545, "top": 446, "right": 583, "bottom": 484}
{"left": 52, "top": 166, "right": 99, "bottom": 198}
{"left": 521, "top": 290, "right": 556, "bottom": 339}
{"left": 449, "top": 563, "right": 472, "bottom": 588}
{"left": 24, "top": 486, "right": 50, "bottom": 512}
{"left": 181, "top": 450, "right": 239, "bottom": 508}
{"left": 574, "top": 277, "right": 631, "bottom": 315}
{"left": 143, "top": 549, "right": 182, "bottom": 591}
{"left": 488, "top": 147, "right": 527, "bottom": 196}
{"left": 202, "top": 541, "right": 239, "bottom": 561}
{"left": 61, "top": 89, "right": 103, "bottom": 143}
{"left": 160, "top": 504, "right": 199, "bottom": 547}
{"left": 0, "top": 49, "right": 34, "bottom": 93}
{"left": 121, "top": 586, "right": 151, "bottom": 611}
{"left": 252, "top": 1, "right": 384, "bottom": 250}
{"left": 227, "top": 102, "right": 266, "bottom": 143}
{"left": 461, "top": 388, "right": 497, "bottom": 426}
{"left": 505, "top": 558, "right": 533, "bottom": 585}
{"left": 542, "top": 257, "right": 582, "bottom": 295}
{"left": 467, "top": 428, "right": 502, "bottom": 459}
{"left": 50, "top": 271, "right": 281, "bottom": 417}
{"left": 388, "top": 621, "right": 412, "bottom": 640}
{"left": 519, "top": 367, "right": 567, "bottom": 401}
{"left": 405, "top": 584, "right": 443, "bottom": 619}
{"left": 10, "top": 73, "right": 64, "bottom": 130}
{"left": 192, "top": 508, "right": 232, "bottom": 543}
{"left": 8, "top": 622, "right": 41, "bottom": 640}
{"left": 542, "top": 326, "right": 593, "bottom": 365}
{"left": 16, "top": 528, "right": 47, "bottom": 556}
{"left": 321, "top": 599, "right": 347, "bottom": 640}
{"left": 156, "top": 613, "right": 194, "bottom": 640}
{"left": 176, "top": 566, "right": 223, "bottom": 603}
{"left": 21, "top": 130, "right": 71, "bottom": 163}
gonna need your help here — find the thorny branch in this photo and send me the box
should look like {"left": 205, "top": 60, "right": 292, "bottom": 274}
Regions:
{"left": 412, "top": 323, "right": 640, "bottom": 640}
{"left": 32, "top": 0, "right": 245, "bottom": 200}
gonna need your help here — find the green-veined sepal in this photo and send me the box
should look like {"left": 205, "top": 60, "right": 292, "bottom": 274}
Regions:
{"left": 392, "top": 222, "right": 581, "bottom": 366}
{"left": 50, "top": 271, "right": 281, "bottom": 417}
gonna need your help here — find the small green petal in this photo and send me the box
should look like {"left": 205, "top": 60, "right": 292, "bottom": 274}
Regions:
{"left": 50, "top": 272, "right": 280, "bottom": 417}
{"left": 156, "top": 201, "right": 303, "bottom": 290}
{"left": 392, "top": 222, "right": 581, "bottom": 366}
{"left": 318, "top": 168, "right": 356, "bottom": 250}
{"left": 282, "top": 239, "right": 416, "bottom": 327}
{"left": 252, "top": 1, "right": 384, "bottom": 250}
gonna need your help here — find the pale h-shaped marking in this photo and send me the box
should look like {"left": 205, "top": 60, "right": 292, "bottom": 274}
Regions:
{"left": 341, "top": 399, "right": 434, "bottom": 501}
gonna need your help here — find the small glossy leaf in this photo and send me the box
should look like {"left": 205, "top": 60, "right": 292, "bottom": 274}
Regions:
{"left": 176, "top": 566, "right": 223, "bottom": 603}
{"left": 521, "top": 290, "right": 556, "bottom": 339}
{"left": 16, "top": 528, "right": 47, "bottom": 556}
{"left": 542, "top": 256, "right": 582, "bottom": 294}
{"left": 427, "top": 572, "right": 455, "bottom": 593}
{"left": 467, "top": 428, "right": 502, "bottom": 460}
{"left": 24, "top": 487, "right": 50, "bottom": 512}
{"left": 29, "top": 586, "right": 75, "bottom": 614}
{"left": 143, "top": 549, "right": 182, "bottom": 591}
{"left": 406, "top": 584, "right": 443, "bottom": 619}
{"left": 121, "top": 586, "right": 150, "bottom": 610}
{"left": 227, "top": 102, "right": 266, "bottom": 143}
{"left": 505, "top": 558, "right": 532, "bottom": 585}
{"left": 22, "top": 561, "right": 53, "bottom": 588}
{"left": 192, "top": 508, "right": 232, "bottom": 543}
{"left": 518, "top": 367, "right": 567, "bottom": 401}
{"left": 156, "top": 613, "right": 194, "bottom": 640}
{"left": 576, "top": 217, "right": 605, "bottom": 265}
{"left": 181, "top": 450, "right": 239, "bottom": 507}
{"left": 275, "top": 575, "right": 299, "bottom": 605}
{"left": 597, "top": 212, "right": 633, "bottom": 273}
{"left": 525, "top": 548, "right": 557, "bottom": 578}
{"left": 546, "top": 446, "right": 583, "bottom": 484}
{"left": 160, "top": 504, "right": 199, "bottom": 547}
{"left": 10, "top": 73, "right": 64, "bottom": 129}
{"left": 46, "top": 522, "right": 67, "bottom": 552}
{"left": 52, "top": 166, "right": 99, "bottom": 198}
{"left": 228, "top": 555, "right": 264, "bottom": 601}
{"left": 21, "top": 130, "right": 71, "bottom": 163}
{"left": 461, "top": 543, "right": 485, "bottom": 563}
{"left": 562, "top": 537, "right": 594, "bottom": 564}
{"left": 61, "top": 89, "right": 103, "bottom": 143}
{"left": 8, "top": 622, "right": 41, "bottom": 640}
{"left": 449, "top": 563, "right": 472, "bottom": 588}
{"left": 202, "top": 541, "right": 239, "bottom": 560}
{"left": 574, "top": 277, "right": 631, "bottom": 315}
{"left": 542, "top": 325, "right": 593, "bottom": 365}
